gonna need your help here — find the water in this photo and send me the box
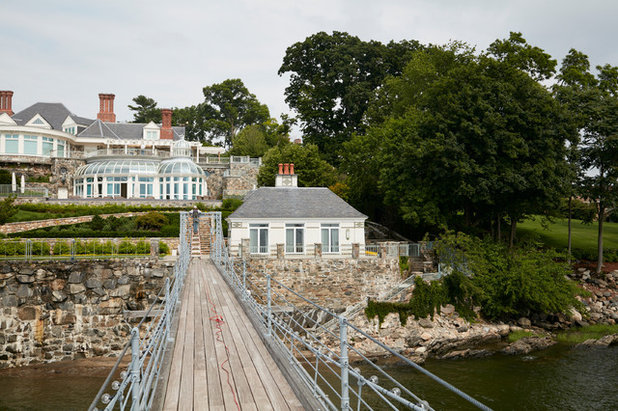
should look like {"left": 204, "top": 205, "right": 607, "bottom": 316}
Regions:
{"left": 0, "top": 345, "right": 616, "bottom": 410}
{"left": 364, "top": 344, "right": 618, "bottom": 411}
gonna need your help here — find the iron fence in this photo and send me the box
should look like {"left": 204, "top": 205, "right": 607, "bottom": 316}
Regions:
{"left": 88, "top": 213, "right": 191, "bottom": 411}
{"left": 0, "top": 238, "right": 158, "bottom": 261}
{"left": 211, "top": 215, "right": 491, "bottom": 411}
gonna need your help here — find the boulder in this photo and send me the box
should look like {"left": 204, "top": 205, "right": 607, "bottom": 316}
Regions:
{"left": 418, "top": 318, "right": 434, "bottom": 328}
{"left": 518, "top": 317, "right": 532, "bottom": 327}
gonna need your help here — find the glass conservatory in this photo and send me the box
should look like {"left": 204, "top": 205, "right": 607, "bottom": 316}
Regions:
{"left": 73, "top": 140, "right": 208, "bottom": 199}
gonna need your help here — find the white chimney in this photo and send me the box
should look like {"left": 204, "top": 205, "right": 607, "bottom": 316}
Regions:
{"left": 275, "top": 163, "right": 298, "bottom": 188}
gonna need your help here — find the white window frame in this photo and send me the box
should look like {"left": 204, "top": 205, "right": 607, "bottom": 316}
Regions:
{"left": 249, "top": 223, "right": 269, "bottom": 254}
{"left": 321, "top": 223, "right": 340, "bottom": 254}
{"left": 285, "top": 223, "right": 305, "bottom": 254}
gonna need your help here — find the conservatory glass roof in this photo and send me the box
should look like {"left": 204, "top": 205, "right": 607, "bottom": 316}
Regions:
{"left": 158, "top": 157, "right": 206, "bottom": 176}
{"left": 75, "top": 159, "right": 159, "bottom": 177}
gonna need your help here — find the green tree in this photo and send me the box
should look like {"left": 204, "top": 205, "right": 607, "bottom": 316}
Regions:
{"left": 229, "top": 125, "right": 270, "bottom": 157}
{"left": 172, "top": 105, "right": 209, "bottom": 143}
{"left": 579, "top": 65, "right": 618, "bottom": 273}
{"left": 128, "top": 95, "right": 161, "bottom": 123}
{"left": 257, "top": 144, "right": 337, "bottom": 187}
{"left": 553, "top": 49, "right": 598, "bottom": 261}
{"left": 0, "top": 195, "right": 17, "bottom": 225}
{"left": 201, "top": 79, "right": 270, "bottom": 148}
{"left": 279, "top": 31, "right": 421, "bottom": 164}
{"left": 344, "top": 41, "right": 571, "bottom": 242}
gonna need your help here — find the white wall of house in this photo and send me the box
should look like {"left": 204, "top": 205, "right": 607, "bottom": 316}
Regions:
{"left": 228, "top": 217, "right": 366, "bottom": 257}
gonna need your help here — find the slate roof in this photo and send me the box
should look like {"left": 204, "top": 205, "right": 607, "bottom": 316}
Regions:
{"left": 11, "top": 103, "right": 93, "bottom": 130}
{"left": 78, "top": 120, "right": 185, "bottom": 140}
{"left": 228, "top": 187, "right": 367, "bottom": 219}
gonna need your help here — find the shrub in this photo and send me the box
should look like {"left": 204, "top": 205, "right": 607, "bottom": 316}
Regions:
{"left": 53, "top": 241, "right": 71, "bottom": 255}
{"left": 159, "top": 241, "right": 170, "bottom": 255}
{"left": 366, "top": 232, "right": 584, "bottom": 325}
{"left": 136, "top": 212, "right": 168, "bottom": 231}
{"left": 436, "top": 232, "right": 582, "bottom": 321}
{"left": 90, "top": 215, "right": 105, "bottom": 231}
{"left": 0, "top": 196, "right": 18, "bottom": 225}
{"left": 222, "top": 198, "right": 243, "bottom": 211}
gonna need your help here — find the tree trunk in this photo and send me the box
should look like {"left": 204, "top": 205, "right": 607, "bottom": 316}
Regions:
{"left": 497, "top": 215, "right": 501, "bottom": 243}
{"left": 567, "top": 196, "right": 572, "bottom": 264}
{"left": 597, "top": 204, "right": 604, "bottom": 274}
{"left": 509, "top": 217, "right": 517, "bottom": 248}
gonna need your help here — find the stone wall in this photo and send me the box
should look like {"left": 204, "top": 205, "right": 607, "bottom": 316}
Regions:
{"left": 204, "top": 168, "right": 225, "bottom": 199}
{"left": 241, "top": 258, "right": 401, "bottom": 310}
{"left": 223, "top": 163, "right": 259, "bottom": 197}
{"left": 0, "top": 212, "right": 151, "bottom": 234}
{"left": 0, "top": 258, "right": 174, "bottom": 369}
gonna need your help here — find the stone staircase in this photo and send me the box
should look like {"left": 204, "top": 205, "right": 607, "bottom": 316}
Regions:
{"left": 191, "top": 217, "right": 211, "bottom": 257}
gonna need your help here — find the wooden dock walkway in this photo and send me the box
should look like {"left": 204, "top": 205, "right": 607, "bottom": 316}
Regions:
{"left": 162, "top": 258, "right": 305, "bottom": 410}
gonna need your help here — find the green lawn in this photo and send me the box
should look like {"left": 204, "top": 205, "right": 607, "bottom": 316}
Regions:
{"left": 517, "top": 217, "right": 618, "bottom": 251}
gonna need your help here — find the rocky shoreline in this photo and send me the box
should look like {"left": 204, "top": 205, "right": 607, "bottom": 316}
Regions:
{"left": 328, "top": 268, "right": 618, "bottom": 363}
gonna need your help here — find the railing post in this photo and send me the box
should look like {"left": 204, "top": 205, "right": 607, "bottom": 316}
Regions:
{"left": 266, "top": 274, "right": 272, "bottom": 337}
{"left": 71, "top": 238, "right": 75, "bottom": 261}
{"left": 130, "top": 327, "right": 141, "bottom": 409}
{"left": 340, "top": 316, "right": 350, "bottom": 410}
{"left": 242, "top": 258, "right": 247, "bottom": 301}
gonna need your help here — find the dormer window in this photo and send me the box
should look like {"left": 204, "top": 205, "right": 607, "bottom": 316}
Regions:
{"left": 32, "top": 118, "right": 44, "bottom": 125}
{"left": 143, "top": 121, "right": 160, "bottom": 140}
{"left": 63, "top": 126, "right": 76, "bottom": 135}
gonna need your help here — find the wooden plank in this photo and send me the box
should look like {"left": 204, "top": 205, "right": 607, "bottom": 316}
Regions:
{"left": 206, "top": 266, "right": 273, "bottom": 411}
{"left": 211, "top": 263, "right": 304, "bottom": 410}
{"left": 204, "top": 265, "right": 260, "bottom": 411}
{"left": 162, "top": 262, "right": 191, "bottom": 410}
{"left": 178, "top": 263, "right": 196, "bottom": 410}
{"left": 204, "top": 262, "right": 303, "bottom": 410}
{"left": 197, "top": 263, "right": 226, "bottom": 410}
{"left": 201, "top": 264, "right": 241, "bottom": 411}
{"left": 193, "top": 264, "right": 209, "bottom": 410}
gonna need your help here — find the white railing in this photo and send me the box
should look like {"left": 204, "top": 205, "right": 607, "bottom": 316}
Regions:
{"left": 0, "top": 184, "right": 48, "bottom": 197}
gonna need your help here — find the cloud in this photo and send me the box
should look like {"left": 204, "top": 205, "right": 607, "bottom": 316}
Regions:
{"left": 2, "top": 0, "right": 617, "bottom": 137}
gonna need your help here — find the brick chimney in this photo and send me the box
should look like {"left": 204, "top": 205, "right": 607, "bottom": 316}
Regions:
{"left": 160, "top": 108, "right": 173, "bottom": 140}
{"left": 97, "top": 93, "right": 116, "bottom": 122}
{"left": 275, "top": 162, "right": 298, "bottom": 187}
{"left": 0, "top": 91, "right": 14, "bottom": 116}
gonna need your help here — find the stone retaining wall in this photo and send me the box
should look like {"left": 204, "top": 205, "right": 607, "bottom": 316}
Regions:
{"left": 0, "top": 212, "right": 151, "bottom": 234}
{"left": 0, "top": 258, "right": 175, "bottom": 369}
{"left": 242, "top": 258, "right": 401, "bottom": 310}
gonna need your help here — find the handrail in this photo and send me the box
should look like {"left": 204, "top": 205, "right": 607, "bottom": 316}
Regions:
{"left": 88, "top": 212, "right": 191, "bottom": 411}
{"left": 210, "top": 213, "right": 492, "bottom": 411}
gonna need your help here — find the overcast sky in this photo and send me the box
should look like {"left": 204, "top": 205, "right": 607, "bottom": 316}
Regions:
{"left": 2, "top": 0, "right": 616, "bottom": 138}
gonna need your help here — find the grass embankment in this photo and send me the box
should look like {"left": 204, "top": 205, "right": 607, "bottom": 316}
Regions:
{"left": 556, "top": 324, "right": 618, "bottom": 344}
{"left": 507, "top": 330, "right": 542, "bottom": 343}
{"left": 517, "top": 217, "right": 618, "bottom": 250}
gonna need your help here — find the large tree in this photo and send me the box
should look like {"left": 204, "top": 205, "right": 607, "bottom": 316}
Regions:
{"left": 257, "top": 143, "right": 337, "bottom": 188}
{"left": 279, "top": 31, "right": 421, "bottom": 164}
{"left": 128, "top": 95, "right": 161, "bottom": 123}
{"left": 201, "top": 79, "right": 270, "bottom": 148}
{"left": 344, "top": 40, "right": 572, "bottom": 242}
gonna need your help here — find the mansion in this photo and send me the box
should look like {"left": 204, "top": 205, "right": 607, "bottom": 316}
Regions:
{"left": 0, "top": 91, "right": 259, "bottom": 200}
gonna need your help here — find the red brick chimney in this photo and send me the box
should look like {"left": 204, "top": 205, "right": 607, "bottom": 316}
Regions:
{"left": 0, "top": 91, "right": 14, "bottom": 116}
{"left": 160, "top": 108, "right": 173, "bottom": 140}
{"left": 97, "top": 93, "right": 116, "bottom": 122}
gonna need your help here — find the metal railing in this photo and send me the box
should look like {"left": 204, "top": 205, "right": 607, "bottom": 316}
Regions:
{"left": 88, "top": 213, "right": 191, "bottom": 411}
{"left": 0, "top": 184, "right": 48, "bottom": 197}
{"left": 210, "top": 214, "right": 491, "bottom": 411}
{"left": 0, "top": 238, "right": 159, "bottom": 261}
